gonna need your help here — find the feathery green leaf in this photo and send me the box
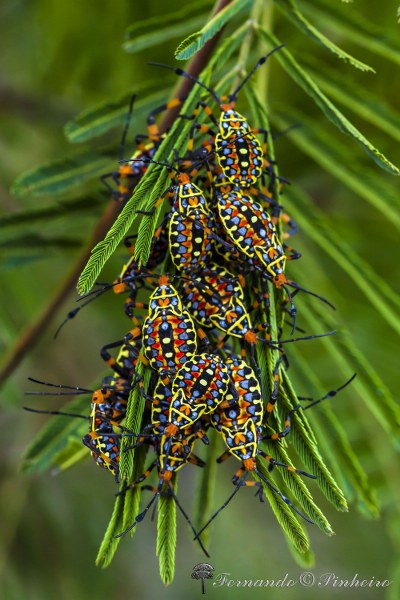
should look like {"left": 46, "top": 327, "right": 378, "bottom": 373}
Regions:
{"left": 280, "top": 371, "right": 348, "bottom": 512}
{"left": 273, "top": 111, "right": 400, "bottom": 230}
{"left": 96, "top": 444, "right": 148, "bottom": 568}
{"left": 157, "top": 478, "right": 177, "bottom": 586}
{"left": 306, "top": 0, "right": 400, "bottom": 65}
{"left": 11, "top": 149, "right": 115, "bottom": 197}
{"left": 175, "top": 0, "right": 253, "bottom": 60}
{"left": 124, "top": 6, "right": 210, "bottom": 54}
{"left": 120, "top": 362, "right": 147, "bottom": 481}
{"left": 284, "top": 186, "right": 400, "bottom": 329}
{"left": 95, "top": 493, "right": 125, "bottom": 568}
{"left": 301, "top": 303, "right": 400, "bottom": 445}
{"left": 303, "top": 58, "right": 400, "bottom": 142}
{"left": 65, "top": 88, "right": 169, "bottom": 143}
{"left": 258, "top": 28, "right": 400, "bottom": 175}
{"left": 262, "top": 438, "right": 334, "bottom": 534}
{"left": 274, "top": 0, "right": 374, "bottom": 72}
{"left": 287, "top": 544, "right": 315, "bottom": 568}
{"left": 50, "top": 439, "right": 89, "bottom": 473}
{"left": 289, "top": 345, "right": 380, "bottom": 518}
{"left": 121, "top": 444, "right": 148, "bottom": 538}
{"left": 255, "top": 461, "right": 310, "bottom": 554}
{"left": 193, "top": 429, "right": 219, "bottom": 536}
{"left": 21, "top": 394, "right": 88, "bottom": 473}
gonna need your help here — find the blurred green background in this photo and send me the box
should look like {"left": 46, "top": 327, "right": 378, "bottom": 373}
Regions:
{"left": 0, "top": 1, "right": 399, "bottom": 598}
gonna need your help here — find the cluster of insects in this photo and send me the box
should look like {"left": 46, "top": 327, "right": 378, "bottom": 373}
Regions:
{"left": 26, "top": 49, "right": 354, "bottom": 556}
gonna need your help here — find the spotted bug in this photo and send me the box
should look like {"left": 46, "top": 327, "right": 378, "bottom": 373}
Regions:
{"left": 132, "top": 160, "right": 218, "bottom": 275}
{"left": 115, "top": 429, "right": 209, "bottom": 555}
{"left": 164, "top": 353, "right": 232, "bottom": 438}
{"left": 190, "top": 355, "right": 319, "bottom": 539}
{"left": 100, "top": 95, "right": 188, "bottom": 204}
{"left": 150, "top": 47, "right": 284, "bottom": 189}
{"left": 82, "top": 423, "right": 122, "bottom": 480}
{"left": 180, "top": 261, "right": 245, "bottom": 329}
{"left": 142, "top": 274, "right": 197, "bottom": 377}
{"left": 210, "top": 356, "right": 263, "bottom": 431}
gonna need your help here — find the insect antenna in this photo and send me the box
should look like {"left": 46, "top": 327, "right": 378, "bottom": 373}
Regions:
{"left": 299, "top": 373, "right": 357, "bottom": 410}
{"left": 282, "top": 285, "right": 297, "bottom": 334}
{"left": 54, "top": 286, "right": 112, "bottom": 338}
{"left": 254, "top": 467, "right": 314, "bottom": 524}
{"left": 193, "top": 472, "right": 248, "bottom": 540}
{"left": 286, "top": 281, "right": 336, "bottom": 311}
{"left": 228, "top": 45, "right": 285, "bottom": 102}
{"left": 23, "top": 406, "right": 86, "bottom": 419}
{"left": 148, "top": 62, "right": 221, "bottom": 104}
{"left": 258, "top": 329, "right": 336, "bottom": 347}
{"left": 26, "top": 377, "right": 94, "bottom": 396}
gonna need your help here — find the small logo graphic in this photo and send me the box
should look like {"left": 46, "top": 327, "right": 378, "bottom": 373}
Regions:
{"left": 191, "top": 563, "right": 214, "bottom": 594}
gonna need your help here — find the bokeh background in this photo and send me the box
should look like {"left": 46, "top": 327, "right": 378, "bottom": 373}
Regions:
{"left": 0, "top": 1, "right": 399, "bottom": 598}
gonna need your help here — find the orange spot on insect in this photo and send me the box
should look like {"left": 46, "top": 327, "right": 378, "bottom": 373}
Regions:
{"left": 244, "top": 331, "right": 257, "bottom": 344}
{"left": 274, "top": 273, "right": 286, "bottom": 288}
{"left": 148, "top": 124, "right": 158, "bottom": 136}
{"left": 165, "top": 424, "right": 178, "bottom": 436}
{"left": 176, "top": 173, "right": 190, "bottom": 184}
{"left": 167, "top": 98, "right": 182, "bottom": 109}
{"left": 158, "top": 274, "right": 170, "bottom": 286}
{"left": 243, "top": 458, "right": 256, "bottom": 471}
{"left": 92, "top": 389, "right": 105, "bottom": 403}
{"left": 119, "top": 165, "right": 134, "bottom": 177}
{"left": 113, "top": 281, "right": 126, "bottom": 295}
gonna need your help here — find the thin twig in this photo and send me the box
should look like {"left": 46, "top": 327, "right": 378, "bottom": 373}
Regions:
{"left": 0, "top": 0, "right": 233, "bottom": 387}
{"left": 0, "top": 200, "right": 121, "bottom": 387}
{"left": 159, "top": 0, "right": 233, "bottom": 130}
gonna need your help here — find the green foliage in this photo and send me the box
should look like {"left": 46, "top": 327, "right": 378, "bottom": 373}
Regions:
{"left": 284, "top": 185, "right": 400, "bottom": 330}
{"left": 273, "top": 0, "right": 374, "bottom": 72}
{"left": 258, "top": 29, "right": 400, "bottom": 175}
{"left": 289, "top": 346, "right": 380, "bottom": 518}
{"left": 157, "top": 479, "right": 177, "bottom": 586}
{"left": 305, "top": 0, "right": 400, "bottom": 65}
{"left": 124, "top": 4, "right": 213, "bottom": 54}
{"left": 174, "top": 0, "right": 252, "bottom": 60}
{"left": 65, "top": 87, "right": 169, "bottom": 143}
{"left": 255, "top": 460, "right": 310, "bottom": 554}
{"left": 0, "top": 195, "right": 105, "bottom": 229}
{"left": 8, "top": 0, "right": 400, "bottom": 592}
{"left": 303, "top": 57, "right": 400, "bottom": 142}
{"left": 193, "top": 429, "right": 219, "bottom": 535}
{"left": 273, "top": 111, "right": 400, "bottom": 229}
{"left": 11, "top": 149, "right": 115, "bottom": 197}
{"left": 21, "top": 394, "right": 88, "bottom": 473}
